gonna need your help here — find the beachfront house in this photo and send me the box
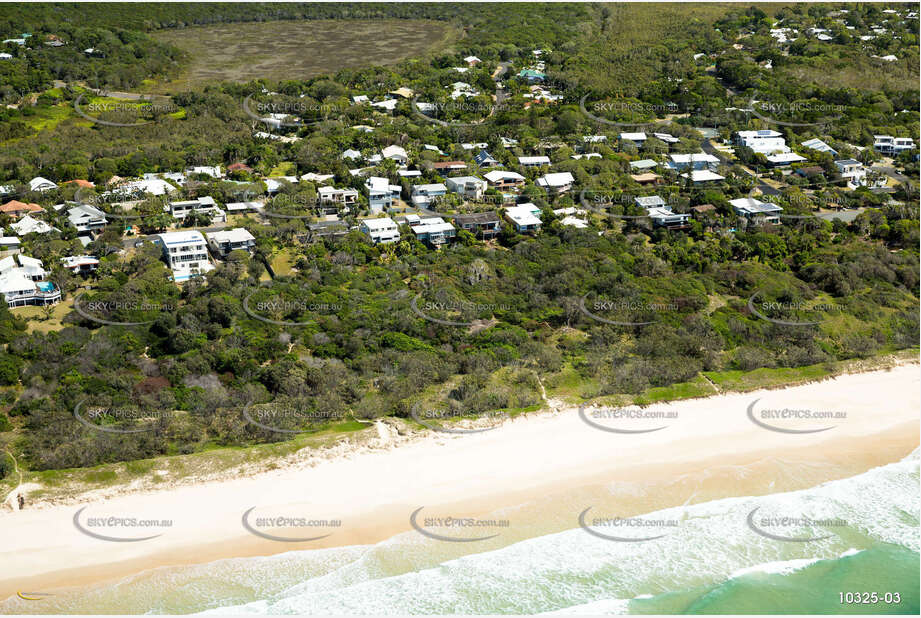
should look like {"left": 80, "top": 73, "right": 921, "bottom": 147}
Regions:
{"left": 0, "top": 254, "right": 60, "bottom": 308}
{"left": 156, "top": 230, "right": 215, "bottom": 281}
{"left": 360, "top": 217, "right": 401, "bottom": 244}
{"left": 453, "top": 211, "right": 502, "bottom": 239}
{"left": 168, "top": 196, "right": 226, "bottom": 223}
{"left": 504, "top": 203, "right": 542, "bottom": 233}
{"left": 61, "top": 254, "right": 100, "bottom": 275}
{"left": 445, "top": 176, "right": 487, "bottom": 200}
{"left": 206, "top": 228, "right": 256, "bottom": 257}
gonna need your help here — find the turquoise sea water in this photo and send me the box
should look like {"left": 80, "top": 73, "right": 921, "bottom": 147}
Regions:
{"left": 2, "top": 450, "right": 917, "bottom": 615}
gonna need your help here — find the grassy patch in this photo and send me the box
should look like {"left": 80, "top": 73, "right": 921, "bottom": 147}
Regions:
{"left": 149, "top": 19, "right": 457, "bottom": 93}
{"left": 17, "top": 299, "right": 74, "bottom": 334}
{"left": 268, "top": 161, "right": 297, "bottom": 177}
{"left": 270, "top": 249, "right": 295, "bottom": 276}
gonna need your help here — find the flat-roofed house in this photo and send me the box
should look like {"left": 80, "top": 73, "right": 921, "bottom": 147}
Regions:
{"left": 168, "top": 196, "right": 226, "bottom": 223}
{"left": 156, "top": 230, "right": 215, "bottom": 281}
{"left": 484, "top": 170, "right": 526, "bottom": 191}
{"left": 410, "top": 183, "right": 447, "bottom": 207}
{"left": 504, "top": 203, "right": 542, "bottom": 233}
{"left": 0, "top": 254, "right": 60, "bottom": 308}
{"left": 407, "top": 216, "right": 456, "bottom": 246}
{"left": 453, "top": 211, "right": 502, "bottom": 239}
{"left": 206, "top": 228, "right": 256, "bottom": 257}
{"left": 61, "top": 254, "right": 100, "bottom": 274}
{"left": 518, "top": 156, "right": 550, "bottom": 168}
{"left": 360, "top": 217, "right": 401, "bottom": 244}
{"left": 835, "top": 159, "right": 867, "bottom": 188}
{"left": 734, "top": 130, "right": 789, "bottom": 155}
{"left": 873, "top": 135, "right": 915, "bottom": 155}
{"left": 445, "top": 176, "right": 487, "bottom": 200}
{"left": 365, "top": 176, "right": 395, "bottom": 213}
{"left": 729, "top": 197, "right": 783, "bottom": 224}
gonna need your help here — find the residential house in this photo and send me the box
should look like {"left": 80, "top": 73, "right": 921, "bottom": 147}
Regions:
{"left": 28, "top": 176, "right": 58, "bottom": 192}
{"left": 365, "top": 176, "right": 397, "bottom": 213}
{"left": 341, "top": 149, "right": 362, "bottom": 160}
{"left": 445, "top": 176, "right": 487, "bottom": 200}
{"left": 453, "top": 211, "right": 502, "bottom": 239}
{"left": 67, "top": 204, "right": 107, "bottom": 234}
{"left": 630, "top": 172, "right": 662, "bottom": 185}
{"left": 667, "top": 152, "right": 720, "bottom": 171}
{"left": 766, "top": 152, "right": 807, "bottom": 167}
{"left": 518, "top": 156, "right": 551, "bottom": 167}
{"left": 156, "top": 230, "right": 215, "bottom": 281}
{"left": 620, "top": 132, "right": 647, "bottom": 147}
{"left": 382, "top": 145, "right": 409, "bottom": 166}
{"left": 464, "top": 55, "right": 481, "bottom": 66}
{"left": 185, "top": 166, "right": 223, "bottom": 179}
{"left": 410, "top": 183, "right": 447, "bottom": 207}
{"left": 360, "top": 217, "right": 401, "bottom": 244}
{"left": 206, "top": 228, "right": 256, "bottom": 257}
{"left": 474, "top": 150, "right": 500, "bottom": 167}
{"left": 0, "top": 254, "right": 60, "bottom": 308}
{"left": 634, "top": 195, "right": 668, "bottom": 209}
{"left": 0, "top": 237, "right": 20, "bottom": 253}
{"left": 504, "top": 203, "right": 542, "bottom": 233}
{"left": 729, "top": 197, "right": 783, "bottom": 224}
{"left": 835, "top": 159, "right": 867, "bottom": 188}
{"left": 517, "top": 69, "right": 546, "bottom": 82}
{"left": 801, "top": 138, "right": 837, "bottom": 156}
{"left": 484, "top": 170, "right": 526, "bottom": 194}
{"left": 264, "top": 176, "right": 299, "bottom": 194}
{"left": 317, "top": 186, "right": 359, "bottom": 211}
{"left": 536, "top": 171, "right": 575, "bottom": 195}
{"left": 734, "top": 130, "right": 789, "bottom": 155}
{"left": 406, "top": 215, "right": 456, "bottom": 246}
{"left": 629, "top": 159, "right": 659, "bottom": 171}
{"left": 431, "top": 161, "right": 468, "bottom": 172}
{"left": 168, "top": 196, "right": 226, "bottom": 223}
{"left": 646, "top": 207, "right": 690, "bottom": 229}
{"left": 873, "top": 135, "right": 915, "bottom": 155}
{"left": 60, "top": 255, "right": 100, "bottom": 275}
{"left": 0, "top": 200, "right": 44, "bottom": 219}
{"left": 680, "top": 169, "right": 725, "bottom": 183}
{"left": 11, "top": 215, "right": 57, "bottom": 236}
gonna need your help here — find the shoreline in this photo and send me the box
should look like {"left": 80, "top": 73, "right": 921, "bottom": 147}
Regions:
{"left": 0, "top": 363, "right": 918, "bottom": 599}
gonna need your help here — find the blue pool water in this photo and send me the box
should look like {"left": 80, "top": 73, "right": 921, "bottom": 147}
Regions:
{"left": 36, "top": 281, "right": 55, "bottom": 291}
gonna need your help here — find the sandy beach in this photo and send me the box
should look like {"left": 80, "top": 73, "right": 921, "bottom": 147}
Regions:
{"left": 1, "top": 364, "right": 918, "bottom": 599}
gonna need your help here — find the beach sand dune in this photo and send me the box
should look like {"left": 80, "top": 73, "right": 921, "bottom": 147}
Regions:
{"left": 1, "top": 364, "right": 917, "bottom": 598}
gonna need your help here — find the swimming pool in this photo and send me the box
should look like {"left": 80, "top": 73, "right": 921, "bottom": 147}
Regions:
{"left": 36, "top": 281, "right": 56, "bottom": 292}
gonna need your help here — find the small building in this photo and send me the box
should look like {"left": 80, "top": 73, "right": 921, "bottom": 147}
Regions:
{"left": 734, "top": 130, "right": 789, "bottom": 155}
{"left": 630, "top": 172, "right": 662, "bottom": 185}
{"left": 11, "top": 215, "right": 57, "bottom": 236}
{"left": 680, "top": 169, "right": 725, "bottom": 183}
{"left": 317, "top": 186, "right": 359, "bottom": 209}
{"left": 365, "top": 176, "right": 397, "bottom": 213}
{"left": 28, "top": 176, "right": 58, "bottom": 192}
{"left": 360, "top": 217, "right": 401, "bottom": 244}
{"left": 629, "top": 159, "right": 659, "bottom": 171}
{"left": 801, "top": 138, "right": 837, "bottom": 156}
{"left": 206, "top": 228, "right": 256, "bottom": 257}
{"left": 504, "top": 203, "right": 542, "bottom": 233}
{"left": 382, "top": 145, "right": 409, "bottom": 166}
{"left": 410, "top": 183, "right": 448, "bottom": 207}
{"left": 156, "top": 230, "right": 215, "bottom": 281}
{"left": 667, "top": 152, "right": 720, "bottom": 171}
{"left": 620, "top": 132, "right": 647, "bottom": 147}
{"left": 646, "top": 207, "right": 690, "bottom": 229}
{"left": 518, "top": 69, "right": 546, "bottom": 82}
{"left": 835, "top": 159, "right": 867, "bottom": 188}
{"left": 0, "top": 236, "right": 20, "bottom": 253}
{"left": 474, "top": 150, "right": 500, "bottom": 167}
{"left": 766, "top": 152, "right": 807, "bottom": 167}
{"left": 453, "top": 211, "right": 502, "bottom": 239}
{"left": 431, "top": 161, "right": 468, "bottom": 172}
{"left": 445, "top": 176, "right": 487, "bottom": 200}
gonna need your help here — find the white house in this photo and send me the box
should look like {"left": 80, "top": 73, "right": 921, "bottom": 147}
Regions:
{"left": 484, "top": 170, "right": 526, "bottom": 190}
{"left": 206, "top": 228, "right": 256, "bottom": 257}
{"left": 464, "top": 55, "right": 481, "bottom": 66}
{"left": 0, "top": 254, "right": 60, "bottom": 308}
{"left": 680, "top": 169, "right": 725, "bottom": 183}
{"left": 410, "top": 183, "right": 447, "bottom": 207}
{"left": 518, "top": 156, "right": 551, "bottom": 167}
{"left": 317, "top": 186, "right": 359, "bottom": 208}
{"left": 185, "top": 165, "right": 223, "bottom": 179}
{"left": 406, "top": 215, "right": 456, "bottom": 246}
{"left": 341, "top": 149, "right": 362, "bottom": 160}
{"left": 504, "top": 203, "right": 542, "bottom": 233}
{"left": 28, "top": 176, "right": 58, "bottom": 192}
{"left": 365, "top": 176, "right": 395, "bottom": 213}
{"left": 168, "top": 196, "right": 226, "bottom": 222}
{"left": 11, "top": 215, "right": 57, "bottom": 235}
{"left": 835, "top": 159, "right": 867, "bottom": 188}
{"left": 801, "top": 138, "right": 837, "bottom": 156}
{"left": 360, "top": 217, "right": 401, "bottom": 244}
{"left": 735, "top": 130, "right": 790, "bottom": 155}
{"left": 620, "top": 132, "right": 647, "bottom": 146}
{"left": 445, "top": 176, "right": 487, "bottom": 200}
{"left": 873, "top": 135, "right": 915, "bottom": 155}
{"left": 765, "top": 152, "right": 807, "bottom": 167}
{"left": 61, "top": 255, "right": 100, "bottom": 274}
{"left": 382, "top": 145, "right": 409, "bottom": 166}
{"left": 646, "top": 207, "right": 690, "bottom": 229}
{"left": 67, "top": 204, "right": 107, "bottom": 234}
{"left": 667, "top": 152, "right": 720, "bottom": 171}
{"left": 536, "top": 171, "right": 575, "bottom": 194}
{"left": 156, "top": 230, "right": 215, "bottom": 281}
{"left": 729, "top": 197, "right": 783, "bottom": 224}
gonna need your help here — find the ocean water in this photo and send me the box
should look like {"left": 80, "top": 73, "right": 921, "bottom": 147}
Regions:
{"left": 3, "top": 450, "right": 918, "bottom": 615}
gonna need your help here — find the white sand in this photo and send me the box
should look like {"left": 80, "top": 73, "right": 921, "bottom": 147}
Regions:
{"left": 1, "top": 364, "right": 918, "bottom": 596}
